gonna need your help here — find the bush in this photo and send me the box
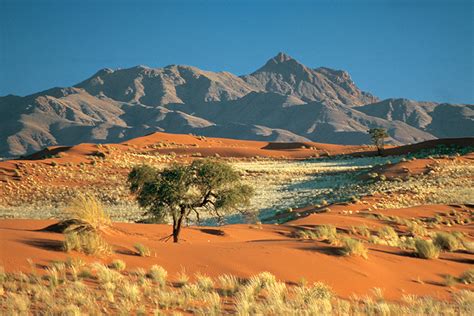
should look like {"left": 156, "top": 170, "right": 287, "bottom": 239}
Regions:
{"left": 133, "top": 243, "right": 150, "bottom": 257}
{"left": 63, "top": 231, "right": 111, "bottom": 256}
{"left": 414, "top": 239, "right": 439, "bottom": 259}
{"left": 147, "top": 265, "right": 167, "bottom": 287}
{"left": 109, "top": 259, "right": 126, "bottom": 271}
{"left": 433, "top": 232, "right": 462, "bottom": 252}
{"left": 340, "top": 237, "right": 368, "bottom": 259}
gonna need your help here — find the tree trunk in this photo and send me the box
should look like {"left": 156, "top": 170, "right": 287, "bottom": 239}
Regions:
{"left": 172, "top": 207, "right": 186, "bottom": 243}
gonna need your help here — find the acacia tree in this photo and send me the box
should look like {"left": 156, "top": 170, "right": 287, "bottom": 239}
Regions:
{"left": 368, "top": 128, "right": 389, "bottom": 155}
{"left": 128, "top": 159, "right": 254, "bottom": 242}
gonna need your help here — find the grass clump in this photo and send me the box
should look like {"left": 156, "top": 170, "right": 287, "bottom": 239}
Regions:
{"left": 63, "top": 193, "right": 111, "bottom": 231}
{"left": 63, "top": 231, "right": 111, "bottom": 256}
{"left": 377, "top": 226, "right": 398, "bottom": 241}
{"left": 414, "top": 239, "right": 440, "bottom": 259}
{"left": 176, "top": 270, "right": 189, "bottom": 286}
{"left": 314, "top": 225, "right": 339, "bottom": 244}
{"left": 444, "top": 274, "right": 457, "bottom": 287}
{"left": 433, "top": 232, "right": 462, "bottom": 252}
{"left": 108, "top": 259, "right": 126, "bottom": 271}
{"left": 406, "top": 221, "right": 428, "bottom": 237}
{"left": 351, "top": 225, "right": 371, "bottom": 238}
{"left": 147, "top": 265, "right": 167, "bottom": 287}
{"left": 340, "top": 237, "right": 368, "bottom": 259}
{"left": 217, "top": 274, "right": 240, "bottom": 296}
{"left": 133, "top": 243, "right": 151, "bottom": 257}
{"left": 459, "top": 269, "right": 474, "bottom": 284}
{"left": 195, "top": 273, "right": 215, "bottom": 292}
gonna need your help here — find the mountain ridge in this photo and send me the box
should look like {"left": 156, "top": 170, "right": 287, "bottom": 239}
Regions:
{"left": 0, "top": 52, "right": 472, "bottom": 157}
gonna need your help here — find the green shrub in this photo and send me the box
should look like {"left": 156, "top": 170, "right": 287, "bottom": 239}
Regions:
{"left": 133, "top": 243, "right": 150, "bottom": 257}
{"left": 414, "top": 239, "right": 439, "bottom": 259}
{"left": 340, "top": 237, "right": 368, "bottom": 259}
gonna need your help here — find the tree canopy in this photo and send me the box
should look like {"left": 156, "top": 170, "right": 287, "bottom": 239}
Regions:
{"left": 368, "top": 128, "right": 389, "bottom": 155}
{"left": 128, "top": 159, "right": 254, "bottom": 242}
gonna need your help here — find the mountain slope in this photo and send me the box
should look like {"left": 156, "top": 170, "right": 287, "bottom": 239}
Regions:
{"left": 0, "top": 53, "right": 472, "bottom": 157}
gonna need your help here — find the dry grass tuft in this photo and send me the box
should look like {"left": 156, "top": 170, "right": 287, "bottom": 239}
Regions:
{"left": 133, "top": 243, "right": 151, "bottom": 257}
{"left": 433, "top": 232, "right": 463, "bottom": 252}
{"left": 147, "top": 265, "right": 167, "bottom": 287}
{"left": 459, "top": 269, "right": 474, "bottom": 284}
{"left": 63, "top": 193, "right": 111, "bottom": 231}
{"left": 63, "top": 231, "right": 112, "bottom": 256}
{"left": 414, "top": 239, "right": 440, "bottom": 259}
{"left": 108, "top": 259, "right": 126, "bottom": 271}
{"left": 340, "top": 237, "right": 368, "bottom": 259}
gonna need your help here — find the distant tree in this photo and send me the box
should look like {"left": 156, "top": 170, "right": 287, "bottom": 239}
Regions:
{"left": 128, "top": 159, "right": 254, "bottom": 242}
{"left": 368, "top": 128, "right": 389, "bottom": 155}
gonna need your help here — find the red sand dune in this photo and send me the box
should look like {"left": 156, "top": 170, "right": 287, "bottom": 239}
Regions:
{"left": 1, "top": 202, "right": 472, "bottom": 301}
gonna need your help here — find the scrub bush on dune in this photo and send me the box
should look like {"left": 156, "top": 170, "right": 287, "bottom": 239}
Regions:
{"left": 414, "top": 239, "right": 440, "bottom": 259}
{"left": 340, "top": 237, "right": 368, "bottom": 259}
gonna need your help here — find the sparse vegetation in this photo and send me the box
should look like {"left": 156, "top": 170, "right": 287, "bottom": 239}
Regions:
{"left": 109, "top": 259, "right": 126, "bottom": 271}
{"left": 63, "top": 193, "right": 111, "bottom": 231}
{"left": 217, "top": 274, "right": 240, "bottom": 296}
{"left": 443, "top": 274, "right": 457, "bottom": 287}
{"left": 351, "top": 225, "right": 371, "bottom": 238}
{"left": 459, "top": 269, "right": 474, "bottom": 284}
{"left": 148, "top": 265, "right": 167, "bottom": 287}
{"left": 414, "top": 239, "right": 440, "bottom": 259}
{"left": 314, "top": 224, "right": 338, "bottom": 244}
{"left": 133, "top": 243, "right": 151, "bottom": 257}
{"left": 195, "top": 273, "right": 215, "bottom": 292}
{"left": 0, "top": 261, "right": 473, "bottom": 315}
{"left": 340, "top": 237, "right": 368, "bottom": 259}
{"left": 433, "top": 231, "right": 462, "bottom": 252}
{"left": 63, "top": 230, "right": 112, "bottom": 256}
{"left": 176, "top": 270, "right": 190, "bottom": 286}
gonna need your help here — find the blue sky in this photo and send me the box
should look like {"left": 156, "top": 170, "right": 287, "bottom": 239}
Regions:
{"left": 1, "top": 0, "right": 472, "bottom": 103}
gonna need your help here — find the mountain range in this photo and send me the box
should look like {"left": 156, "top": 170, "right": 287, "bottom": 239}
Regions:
{"left": 1, "top": 52, "right": 473, "bottom": 157}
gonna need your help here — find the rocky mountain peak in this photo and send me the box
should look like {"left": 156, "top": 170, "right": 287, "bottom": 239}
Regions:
{"left": 255, "top": 52, "right": 307, "bottom": 74}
